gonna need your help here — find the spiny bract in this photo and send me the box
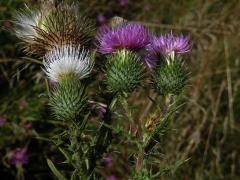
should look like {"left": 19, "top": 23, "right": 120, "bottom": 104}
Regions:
{"left": 154, "top": 61, "right": 187, "bottom": 95}
{"left": 50, "top": 77, "right": 87, "bottom": 122}
{"left": 105, "top": 50, "right": 145, "bottom": 94}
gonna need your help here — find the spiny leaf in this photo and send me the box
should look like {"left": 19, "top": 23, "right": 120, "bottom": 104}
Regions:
{"left": 47, "top": 159, "right": 67, "bottom": 180}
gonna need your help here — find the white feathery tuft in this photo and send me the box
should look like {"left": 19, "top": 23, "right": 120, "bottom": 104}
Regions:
{"left": 43, "top": 45, "right": 94, "bottom": 82}
{"left": 14, "top": 5, "right": 42, "bottom": 41}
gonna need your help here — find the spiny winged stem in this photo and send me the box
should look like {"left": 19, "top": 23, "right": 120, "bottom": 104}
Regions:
{"left": 120, "top": 94, "right": 134, "bottom": 123}
{"left": 87, "top": 96, "right": 117, "bottom": 177}
{"left": 144, "top": 95, "right": 175, "bottom": 155}
{"left": 69, "top": 124, "right": 86, "bottom": 178}
{"left": 135, "top": 95, "right": 177, "bottom": 173}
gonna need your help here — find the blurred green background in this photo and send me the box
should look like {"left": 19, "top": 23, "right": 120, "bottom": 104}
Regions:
{"left": 0, "top": 0, "right": 240, "bottom": 179}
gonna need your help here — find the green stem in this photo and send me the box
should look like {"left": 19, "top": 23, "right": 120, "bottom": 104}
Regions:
{"left": 121, "top": 96, "right": 134, "bottom": 123}
{"left": 143, "top": 95, "right": 174, "bottom": 157}
{"left": 87, "top": 96, "right": 115, "bottom": 177}
{"left": 70, "top": 125, "right": 87, "bottom": 178}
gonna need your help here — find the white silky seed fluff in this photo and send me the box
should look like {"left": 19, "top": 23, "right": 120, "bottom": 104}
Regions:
{"left": 43, "top": 45, "right": 93, "bottom": 82}
{"left": 14, "top": 5, "right": 42, "bottom": 41}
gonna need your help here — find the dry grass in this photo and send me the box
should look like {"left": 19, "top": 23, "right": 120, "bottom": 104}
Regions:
{"left": 135, "top": 0, "right": 240, "bottom": 179}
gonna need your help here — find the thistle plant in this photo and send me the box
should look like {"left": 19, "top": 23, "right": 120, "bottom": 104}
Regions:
{"left": 13, "top": 2, "right": 192, "bottom": 179}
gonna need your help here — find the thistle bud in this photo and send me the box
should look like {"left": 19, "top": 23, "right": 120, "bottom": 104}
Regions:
{"left": 50, "top": 76, "right": 87, "bottom": 122}
{"left": 43, "top": 45, "right": 93, "bottom": 121}
{"left": 106, "top": 49, "right": 145, "bottom": 95}
{"left": 154, "top": 60, "right": 187, "bottom": 96}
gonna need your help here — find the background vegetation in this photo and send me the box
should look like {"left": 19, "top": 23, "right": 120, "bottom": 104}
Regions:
{"left": 0, "top": 0, "right": 239, "bottom": 179}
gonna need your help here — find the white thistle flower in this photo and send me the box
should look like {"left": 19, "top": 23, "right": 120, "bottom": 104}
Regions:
{"left": 14, "top": 5, "right": 42, "bottom": 42}
{"left": 43, "top": 45, "right": 94, "bottom": 82}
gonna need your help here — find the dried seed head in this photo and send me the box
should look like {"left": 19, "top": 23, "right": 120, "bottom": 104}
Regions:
{"left": 33, "top": 3, "right": 95, "bottom": 55}
{"left": 13, "top": 3, "right": 94, "bottom": 55}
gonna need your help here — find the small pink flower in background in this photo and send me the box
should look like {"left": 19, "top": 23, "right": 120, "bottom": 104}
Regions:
{"left": 10, "top": 148, "right": 28, "bottom": 166}
{"left": 103, "top": 154, "right": 113, "bottom": 167}
{"left": 97, "top": 14, "right": 106, "bottom": 24}
{"left": 24, "top": 123, "right": 33, "bottom": 129}
{"left": 106, "top": 175, "right": 117, "bottom": 180}
{"left": 49, "top": 79, "right": 57, "bottom": 89}
{"left": 19, "top": 98, "right": 28, "bottom": 111}
{"left": 0, "top": 116, "right": 6, "bottom": 126}
{"left": 118, "top": 0, "right": 129, "bottom": 7}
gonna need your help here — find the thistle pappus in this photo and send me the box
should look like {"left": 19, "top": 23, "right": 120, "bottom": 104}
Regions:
{"left": 43, "top": 45, "right": 94, "bottom": 82}
{"left": 13, "top": 5, "right": 42, "bottom": 43}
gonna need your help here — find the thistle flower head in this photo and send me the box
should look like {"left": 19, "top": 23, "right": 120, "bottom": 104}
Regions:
{"left": 146, "top": 32, "right": 191, "bottom": 68}
{"left": 13, "top": 5, "right": 43, "bottom": 44}
{"left": 33, "top": 3, "right": 94, "bottom": 55}
{"left": 43, "top": 45, "right": 93, "bottom": 82}
{"left": 97, "top": 23, "right": 149, "bottom": 54}
{"left": 13, "top": 3, "right": 94, "bottom": 55}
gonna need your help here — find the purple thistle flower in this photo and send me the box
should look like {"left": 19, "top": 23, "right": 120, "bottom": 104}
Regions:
{"left": 106, "top": 175, "right": 117, "bottom": 180}
{"left": 97, "top": 23, "right": 149, "bottom": 54}
{"left": 146, "top": 32, "right": 191, "bottom": 68}
{"left": 0, "top": 116, "right": 6, "bottom": 126}
{"left": 10, "top": 148, "right": 28, "bottom": 166}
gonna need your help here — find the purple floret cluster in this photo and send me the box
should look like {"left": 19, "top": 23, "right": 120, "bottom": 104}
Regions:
{"left": 97, "top": 22, "right": 191, "bottom": 68}
{"left": 97, "top": 23, "right": 149, "bottom": 54}
{"left": 146, "top": 32, "right": 191, "bottom": 67}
